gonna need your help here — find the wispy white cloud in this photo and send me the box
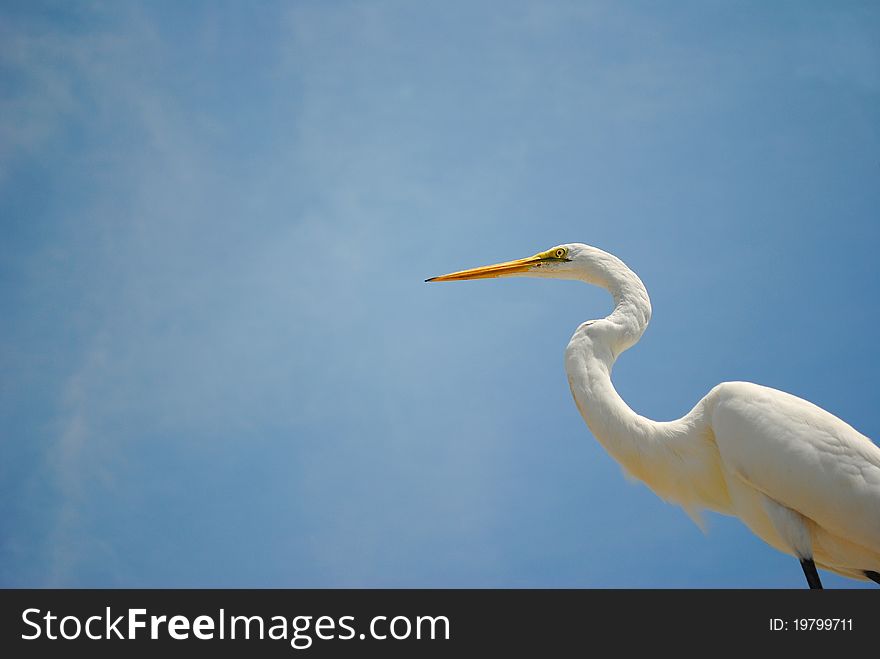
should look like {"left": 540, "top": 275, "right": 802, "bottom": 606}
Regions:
{"left": 0, "top": 22, "right": 78, "bottom": 179}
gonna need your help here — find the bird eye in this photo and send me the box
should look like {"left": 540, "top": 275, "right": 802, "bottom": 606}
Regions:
{"left": 555, "top": 248, "right": 566, "bottom": 258}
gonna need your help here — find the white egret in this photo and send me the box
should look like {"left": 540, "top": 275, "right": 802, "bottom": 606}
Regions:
{"left": 427, "top": 243, "right": 880, "bottom": 588}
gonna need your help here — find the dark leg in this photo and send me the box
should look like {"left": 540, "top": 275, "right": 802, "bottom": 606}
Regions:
{"left": 864, "top": 570, "right": 880, "bottom": 585}
{"left": 800, "top": 558, "right": 823, "bottom": 589}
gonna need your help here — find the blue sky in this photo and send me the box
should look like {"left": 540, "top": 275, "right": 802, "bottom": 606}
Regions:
{"left": 1, "top": 1, "right": 878, "bottom": 588}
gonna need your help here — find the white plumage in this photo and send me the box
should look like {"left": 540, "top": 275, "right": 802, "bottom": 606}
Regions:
{"left": 429, "top": 242, "right": 880, "bottom": 587}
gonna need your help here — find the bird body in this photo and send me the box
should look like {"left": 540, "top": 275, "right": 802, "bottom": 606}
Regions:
{"left": 429, "top": 243, "right": 880, "bottom": 586}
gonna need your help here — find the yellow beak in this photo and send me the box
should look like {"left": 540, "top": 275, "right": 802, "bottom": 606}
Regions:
{"left": 426, "top": 254, "right": 551, "bottom": 282}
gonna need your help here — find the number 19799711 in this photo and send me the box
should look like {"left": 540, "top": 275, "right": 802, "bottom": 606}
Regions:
{"left": 770, "top": 618, "right": 852, "bottom": 631}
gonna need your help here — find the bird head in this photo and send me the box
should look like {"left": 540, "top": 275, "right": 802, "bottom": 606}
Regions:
{"left": 426, "top": 243, "right": 590, "bottom": 282}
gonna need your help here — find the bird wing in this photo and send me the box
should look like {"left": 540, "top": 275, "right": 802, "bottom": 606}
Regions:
{"left": 709, "top": 381, "right": 880, "bottom": 553}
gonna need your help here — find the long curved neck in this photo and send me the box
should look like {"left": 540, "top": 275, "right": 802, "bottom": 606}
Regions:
{"left": 595, "top": 262, "right": 652, "bottom": 361}
{"left": 564, "top": 247, "right": 728, "bottom": 515}
{"left": 577, "top": 247, "right": 652, "bottom": 359}
{"left": 564, "top": 249, "right": 667, "bottom": 474}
